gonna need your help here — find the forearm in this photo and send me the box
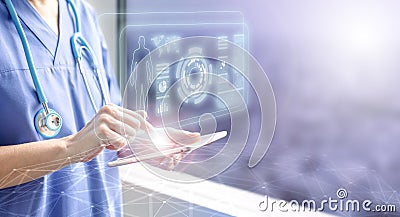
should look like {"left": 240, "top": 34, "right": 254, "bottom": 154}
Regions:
{"left": 0, "top": 104, "right": 151, "bottom": 189}
{"left": 0, "top": 136, "right": 72, "bottom": 189}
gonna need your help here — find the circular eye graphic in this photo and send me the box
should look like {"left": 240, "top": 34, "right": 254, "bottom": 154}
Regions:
{"left": 176, "top": 58, "right": 211, "bottom": 105}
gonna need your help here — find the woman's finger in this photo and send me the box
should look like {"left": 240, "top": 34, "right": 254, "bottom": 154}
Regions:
{"left": 107, "top": 119, "right": 138, "bottom": 141}
{"left": 103, "top": 128, "right": 128, "bottom": 151}
{"left": 111, "top": 105, "right": 154, "bottom": 131}
{"left": 106, "top": 107, "right": 142, "bottom": 130}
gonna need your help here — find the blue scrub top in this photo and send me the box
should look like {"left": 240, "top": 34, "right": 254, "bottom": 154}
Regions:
{"left": 0, "top": 0, "right": 122, "bottom": 216}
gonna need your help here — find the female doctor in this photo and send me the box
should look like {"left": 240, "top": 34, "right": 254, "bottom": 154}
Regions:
{"left": 0, "top": 0, "right": 199, "bottom": 216}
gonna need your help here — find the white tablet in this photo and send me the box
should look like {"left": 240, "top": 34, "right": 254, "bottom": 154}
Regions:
{"left": 108, "top": 131, "right": 227, "bottom": 167}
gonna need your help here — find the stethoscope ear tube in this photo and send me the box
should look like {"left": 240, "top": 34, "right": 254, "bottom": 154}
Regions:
{"left": 70, "top": 30, "right": 110, "bottom": 107}
{"left": 71, "top": 33, "right": 110, "bottom": 108}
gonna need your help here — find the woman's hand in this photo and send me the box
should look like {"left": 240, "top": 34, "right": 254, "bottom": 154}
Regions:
{"left": 0, "top": 104, "right": 153, "bottom": 189}
{"left": 64, "top": 104, "right": 150, "bottom": 163}
{"left": 118, "top": 127, "right": 200, "bottom": 170}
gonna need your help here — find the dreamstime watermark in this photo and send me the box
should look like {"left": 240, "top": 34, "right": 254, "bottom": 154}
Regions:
{"left": 259, "top": 188, "right": 397, "bottom": 213}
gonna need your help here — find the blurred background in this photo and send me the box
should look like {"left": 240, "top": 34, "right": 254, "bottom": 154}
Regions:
{"left": 89, "top": 0, "right": 400, "bottom": 216}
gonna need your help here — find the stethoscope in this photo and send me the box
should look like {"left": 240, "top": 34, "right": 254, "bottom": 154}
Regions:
{"left": 4, "top": 0, "right": 110, "bottom": 138}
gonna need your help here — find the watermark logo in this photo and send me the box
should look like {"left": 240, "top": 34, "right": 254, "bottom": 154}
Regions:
{"left": 259, "top": 188, "right": 397, "bottom": 213}
{"left": 336, "top": 188, "right": 348, "bottom": 199}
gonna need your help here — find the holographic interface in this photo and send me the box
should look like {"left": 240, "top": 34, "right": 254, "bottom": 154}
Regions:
{"left": 122, "top": 12, "right": 249, "bottom": 131}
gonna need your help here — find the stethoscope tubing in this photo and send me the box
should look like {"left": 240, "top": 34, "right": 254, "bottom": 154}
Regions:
{"left": 66, "top": 0, "right": 81, "bottom": 32}
{"left": 68, "top": 0, "right": 110, "bottom": 107}
{"left": 4, "top": 0, "right": 48, "bottom": 107}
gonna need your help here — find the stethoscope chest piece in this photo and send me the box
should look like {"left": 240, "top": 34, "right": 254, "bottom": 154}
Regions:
{"left": 34, "top": 108, "right": 63, "bottom": 138}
